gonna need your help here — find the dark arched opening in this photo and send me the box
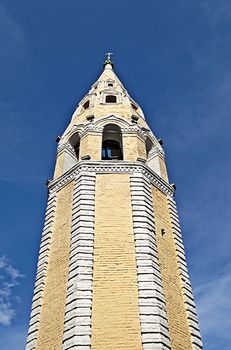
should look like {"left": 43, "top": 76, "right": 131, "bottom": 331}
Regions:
{"left": 145, "top": 137, "right": 153, "bottom": 158}
{"left": 69, "top": 132, "right": 80, "bottom": 160}
{"left": 102, "top": 124, "right": 123, "bottom": 160}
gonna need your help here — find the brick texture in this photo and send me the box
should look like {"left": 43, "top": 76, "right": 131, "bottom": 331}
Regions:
{"left": 152, "top": 186, "right": 193, "bottom": 350}
{"left": 54, "top": 152, "right": 64, "bottom": 178}
{"left": 123, "top": 135, "right": 146, "bottom": 161}
{"left": 159, "top": 156, "right": 169, "bottom": 182}
{"left": 36, "top": 182, "right": 74, "bottom": 350}
{"left": 79, "top": 133, "right": 102, "bottom": 160}
{"left": 91, "top": 174, "right": 142, "bottom": 350}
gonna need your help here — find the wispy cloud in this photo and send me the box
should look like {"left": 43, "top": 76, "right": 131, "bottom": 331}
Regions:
{"left": 0, "top": 4, "right": 26, "bottom": 60}
{"left": 195, "top": 263, "right": 231, "bottom": 349}
{"left": 201, "top": 0, "right": 231, "bottom": 22}
{"left": 0, "top": 256, "right": 24, "bottom": 326}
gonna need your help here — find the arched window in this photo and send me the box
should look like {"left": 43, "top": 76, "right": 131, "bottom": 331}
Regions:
{"left": 102, "top": 124, "right": 123, "bottom": 160}
{"left": 145, "top": 137, "right": 153, "bottom": 158}
{"left": 69, "top": 132, "right": 80, "bottom": 160}
{"left": 106, "top": 79, "right": 115, "bottom": 88}
{"left": 105, "top": 95, "right": 117, "bottom": 103}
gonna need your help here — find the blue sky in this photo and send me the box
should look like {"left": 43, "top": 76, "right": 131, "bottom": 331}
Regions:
{"left": 0, "top": 0, "right": 231, "bottom": 349}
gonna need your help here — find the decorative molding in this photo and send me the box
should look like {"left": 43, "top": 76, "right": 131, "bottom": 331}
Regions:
{"left": 62, "top": 173, "right": 96, "bottom": 349}
{"left": 78, "top": 115, "right": 147, "bottom": 138}
{"left": 78, "top": 120, "right": 147, "bottom": 141}
{"left": 79, "top": 124, "right": 103, "bottom": 138}
{"left": 148, "top": 147, "right": 165, "bottom": 160}
{"left": 88, "top": 114, "right": 131, "bottom": 128}
{"left": 100, "top": 88, "right": 120, "bottom": 95}
{"left": 130, "top": 173, "right": 171, "bottom": 349}
{"left": 76, "top": 114, "right": 131, "bottom": 138}
{"left": 62, "top": 124, "right": 85, "bottom": 142}
{"left": 62, "top": 115, "right": 160, "bottom": 149}
{"left": 26, "top": 192, "right": 57, "bottom": 350}
{"left": 57, "top": 142, "right": 76, "bottom": 157}
{"left": 48, "top": 161, "right": 174, "bottom": 197}
{"left": 121, "top": 125, "right": 146, "bottom": 141}
{"left": 167, "top": 196, "right": 203, "bottom": 350}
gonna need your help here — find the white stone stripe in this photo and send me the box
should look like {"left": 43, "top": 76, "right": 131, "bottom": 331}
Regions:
{"left": 130, "top": 173, "right": 171, "bottom": 350}
{"left": 62, "top": 172, "right": 96, "bottom": 350}
{"left": 26, "top": 192, "right": 57, "bottom": 350}
{"left": 167, "top": 196, "right": 203, "bottom": 350}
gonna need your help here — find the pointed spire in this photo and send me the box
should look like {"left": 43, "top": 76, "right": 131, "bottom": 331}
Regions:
{"left": 73, "top": 54, "right": 145, "bottom": 120}
{"left": 103, "top": 52, "right": 114, "bottom": 68}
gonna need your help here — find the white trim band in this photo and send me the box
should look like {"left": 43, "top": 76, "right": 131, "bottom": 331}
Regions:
{"left": 167, "top": 196, "right": 203, "bottom": 350}
{"left": 130, "top": 173, "right": 171, "bottom": 350}
{"left": 62, "top": 172, "right": 96, "bottom": 349}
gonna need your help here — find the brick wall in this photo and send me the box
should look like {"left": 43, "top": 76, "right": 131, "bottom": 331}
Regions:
{"left": 91, "top": 174, "right": 142, "bottom": 350}
{"left": 36, "top": 182, "right": 74, "bottom": 350}
{"left": 152, "top": 186, "right": 193, "bottom": 350}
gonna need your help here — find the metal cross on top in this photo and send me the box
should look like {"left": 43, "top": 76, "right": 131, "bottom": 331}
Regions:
{"left": 106, "top": 52, "right": 113, "bottom": 60}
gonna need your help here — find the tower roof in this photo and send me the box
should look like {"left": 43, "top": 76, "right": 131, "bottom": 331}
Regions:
{"left": 74, "top": 54, "right": 145, "bottom": 120}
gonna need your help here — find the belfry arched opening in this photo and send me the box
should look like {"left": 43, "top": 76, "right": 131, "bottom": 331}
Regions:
{"left": 102, "top": 124, "right": 123, "bottom": 160}
{"left": 69, "top": 132, "right": 80, "bottom": 161}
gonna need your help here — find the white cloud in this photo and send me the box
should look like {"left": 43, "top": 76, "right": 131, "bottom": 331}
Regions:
{"left": 0, "top": 256, "right": 24, "bottom": 326}
{"left": 195, "top": 263, "right": 231, "bottom": 347}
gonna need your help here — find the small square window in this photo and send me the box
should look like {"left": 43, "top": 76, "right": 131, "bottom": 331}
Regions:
{"left": 106, "top": 95, "right": 117, "bottom": 103}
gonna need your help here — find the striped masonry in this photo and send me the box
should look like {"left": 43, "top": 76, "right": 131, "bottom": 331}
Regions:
{"left": 167, "top": 196, "right": 203, "bottom": 350}
{"left": 62, "top": 172, "right": 96, "bottom": 349}
{"left": 130, "top": 173, "right": 171, "bottom": 350}
{"left": 26, "top": 192, "right": 57, "bottom": 350}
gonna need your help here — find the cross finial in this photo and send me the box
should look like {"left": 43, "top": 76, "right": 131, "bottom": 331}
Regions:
{"left": 106, "top": 52, "right": 113, "bottom": 60}
{"left": 103, "top": 52, "right": 114, "bottom": 68}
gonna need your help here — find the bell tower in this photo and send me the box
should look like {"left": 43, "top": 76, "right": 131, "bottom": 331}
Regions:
{"left": 26, "top": 56, "right": 203, "bottom": 350}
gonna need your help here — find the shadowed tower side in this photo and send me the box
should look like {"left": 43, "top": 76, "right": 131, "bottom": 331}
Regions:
{"left": 26, "top": 55, "right": 203, "bottom": 350}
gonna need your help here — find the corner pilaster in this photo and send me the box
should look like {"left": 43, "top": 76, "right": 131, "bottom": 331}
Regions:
{"left": 130, "top": 173, "right": 171, "bottom": 350}
{"left": 167, "top": 197, "right": 203, "bottom": 350}
{"left": 26, "top": 192, "right": 57, "bottom": 350}
{"left": 62, "top": 172, "right": 96, "bottom": 349}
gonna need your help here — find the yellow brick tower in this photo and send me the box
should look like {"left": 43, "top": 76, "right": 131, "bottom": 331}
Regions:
{"left": 26, "top": 55, "right": 203, "bottom": 350}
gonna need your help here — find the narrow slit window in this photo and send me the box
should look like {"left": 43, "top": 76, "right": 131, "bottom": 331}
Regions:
{"left": 161, "top": 228, "right": 166, "bottom": 237}
{"left": 131, "top": 103, "right": 138, "bottom": 111}
{"left": 145, "top": 137, "right": 153, "bottom": 158}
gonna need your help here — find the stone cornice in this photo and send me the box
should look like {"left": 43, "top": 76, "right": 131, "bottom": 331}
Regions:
{"left": 77, "top": 121, "right": 147, "bottom": 140}
{"left": 148, "top": 147, "right": 165, "bottom": 159}
{"left": 79, "top": 124, "right": 103, "bottom": 138}
{"left": 121, "top": 125, "right": 146, "bottom": 140}
{"left": 48, "top": 161, "right": 174, "bottom": 197}
{"left": 57, "top": 142, "right": 76, "bottom": 157}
